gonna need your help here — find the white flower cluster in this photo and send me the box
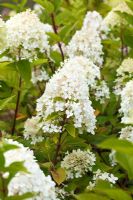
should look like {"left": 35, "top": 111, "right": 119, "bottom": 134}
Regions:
{"left": 36, "top": 56, "right": 98, "bottom": 135}
{"left": 4, "top": 139, "right": 57, "bottom": 200}
{"left": 103, "top": 1, "right": 133, "bottom": 28}
{"left": 66, "top": 11, "right": 108, "bottom": 66}
{"left": 61, "top": 149, "right": 96, "bottom": 179}
{"left": 25, "top": 56, "right": 98, "bottom": 143}
{"left": 119, "top": 80, "right": 133, "bottom": 124}
{"left": 6, "top": 9, "right": 53, "bottom": 61}
{"left": 119, "top": 126, "right": 133, "bottom": 142}
{"left": 0, "top": 18, "right": 7, "bottom": 53}
{"left": 24, "top": 11, "right": 111, "bottom": 143}
{"left": 114, "top": 58, "right": 133, "bottom": 95}
{"left": 31, "top": 67, "right": 49, "bottom": 85}
{"left": 87, "top": 169, "right": 118, "bottom": 190}
{"left": 92, "top": 80, "right": 110, "bottom": 103}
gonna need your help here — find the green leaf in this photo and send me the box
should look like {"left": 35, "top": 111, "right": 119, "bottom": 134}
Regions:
{"left": 64, "top": 124, "right": 76, "bottom": 137}
{"left": 0, "top": 141, "right": 19, "bottom": 153}
{"left": 33, "top": 0, "right": 54, "bottom": 13}
{"left": 6, "top": 161, "right": 28, "bottom": 184}
{"left": 0, "top": 3, "right": 17, "bottom": 10}
{"left": 45, "top": 112, "right": 59, "bottom": 121}
{"left": 76, "top": 193, "right": 109, "bottom": 200}
{"left": 5, "top": 192, "right": 35, "bottom": 200}
{"left": 47, "top": 32, "right": 61, "bottom": 42}
{"left": 126, "top": 1, "right": 133, "bottom": 11}
{"left": 20, "top": 0, "right": 27, "bottom": 9}
{"left": 95, "top": 188, "right": 132, "bottom": 200}
{"left": 16, "top": 60, "right": 31, "bottom": 85}
{"left": 51, "top": 168, "right": 66, "bottom": 185}
{"left": 0, "top": 152, "right": 5, "bottom": 170}
{"left": 124, "top": 28, "right": 133, "bottom": 48}
{"left": 0, "top": 62, "right": 19, "bottom": 88}
{"left": 50, "top": 51, "right": 62, "bottom": 65}
{"left": 31, "top": 59, "right": 47, "bottom": 67}
{"left": 99, "top": 138, "right": 133, "bottom": 155}
{"left": 115, "top": 151, "right": 133, "bottom": 179}
{"left": 0, "top": 96, "right": 15, "bottom": 111}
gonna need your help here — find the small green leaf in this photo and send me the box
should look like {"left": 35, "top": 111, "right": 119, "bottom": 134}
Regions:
{"left": 16, "top": 60, "right": 31, "bottom": 85}
{"left": 51, "top": 168, "right": 66, "bottom": 185}
{"left": 45, "top": 112, "right": 59, "bottom": 121}
{"left": 31, "top": 59, "right": 47, "bottom": 67}
{"left": 0, "top": 96, "right": 15, "bottom": 111}
{"left": 65, "top": 124, "right": 76, "bottom": 137}
{"left": 47, "top": 32, "right": 61, "bottom": 42}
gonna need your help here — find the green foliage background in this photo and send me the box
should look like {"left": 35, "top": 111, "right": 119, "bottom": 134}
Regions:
{"left": 0, "top": 0, "right": 133, "bottom": 199}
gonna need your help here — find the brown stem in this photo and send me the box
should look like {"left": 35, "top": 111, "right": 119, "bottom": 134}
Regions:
{"left": 52, "top": 114, "right": 67, "bottom": 166}
{"left": 50, "top": 13, "right": 64, "bottom": 61}
{"left": 52, "top": 132, "right": 63, "bottom": 166}
{"left": 0, "top": 173, "right": 7, "bottom": 198}
{"left": 120, "top": 25, "right": 128, "bottom": 60}
{"left": 11, "top": 76, "right": 22, "bottom": 135}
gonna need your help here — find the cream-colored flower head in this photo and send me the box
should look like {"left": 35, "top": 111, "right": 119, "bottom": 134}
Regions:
{"left": 6, "top": 9, "right": 53, "bottom": 61}
{"left": 103, "top": 1, "right": 133, "bottom": 27}
{"left": 117, "top": 58, "right": 133, "bottom": 75}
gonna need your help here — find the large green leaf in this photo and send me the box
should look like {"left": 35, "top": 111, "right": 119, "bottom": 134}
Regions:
{"left": 116, "top": 152, "right": 133, "bottom": 179}
{"left": 0, "top": 62, "right": 19, "bottom": 88}
{"left": 99, "top": 138, "right": 133, "bottom": 155}
{"left": 76, "top": 193, "right": 109, "bottom": 200}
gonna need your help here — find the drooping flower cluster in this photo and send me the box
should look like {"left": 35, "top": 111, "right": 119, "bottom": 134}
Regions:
{"left": 66, "top": 11, "right": 107, "bottom": 66}
{"left": 24, "top": 56, "right": 98, "bottom": 142}
{"left": 61, "top": 149, "right": 96, "bottom": 179}
{"left": 4, "top": 139, "right": 57, "bottom": 200}
{"left": 103, "top": 1, "right": 133, "bottom": 28}
{"left": 87, "top": 169, "right": 118, "bottom": 190}
{"left": 66, "top": 11, "right": 109, "bottom": 102}
{"left": 6, "top": 9, "right": 53, "bottom": 61}
{"left": 0, "top": 18, "right": 7, "bottom": 53}
{"left": 24, "top": 10, "right": 111, "bottom": 143}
